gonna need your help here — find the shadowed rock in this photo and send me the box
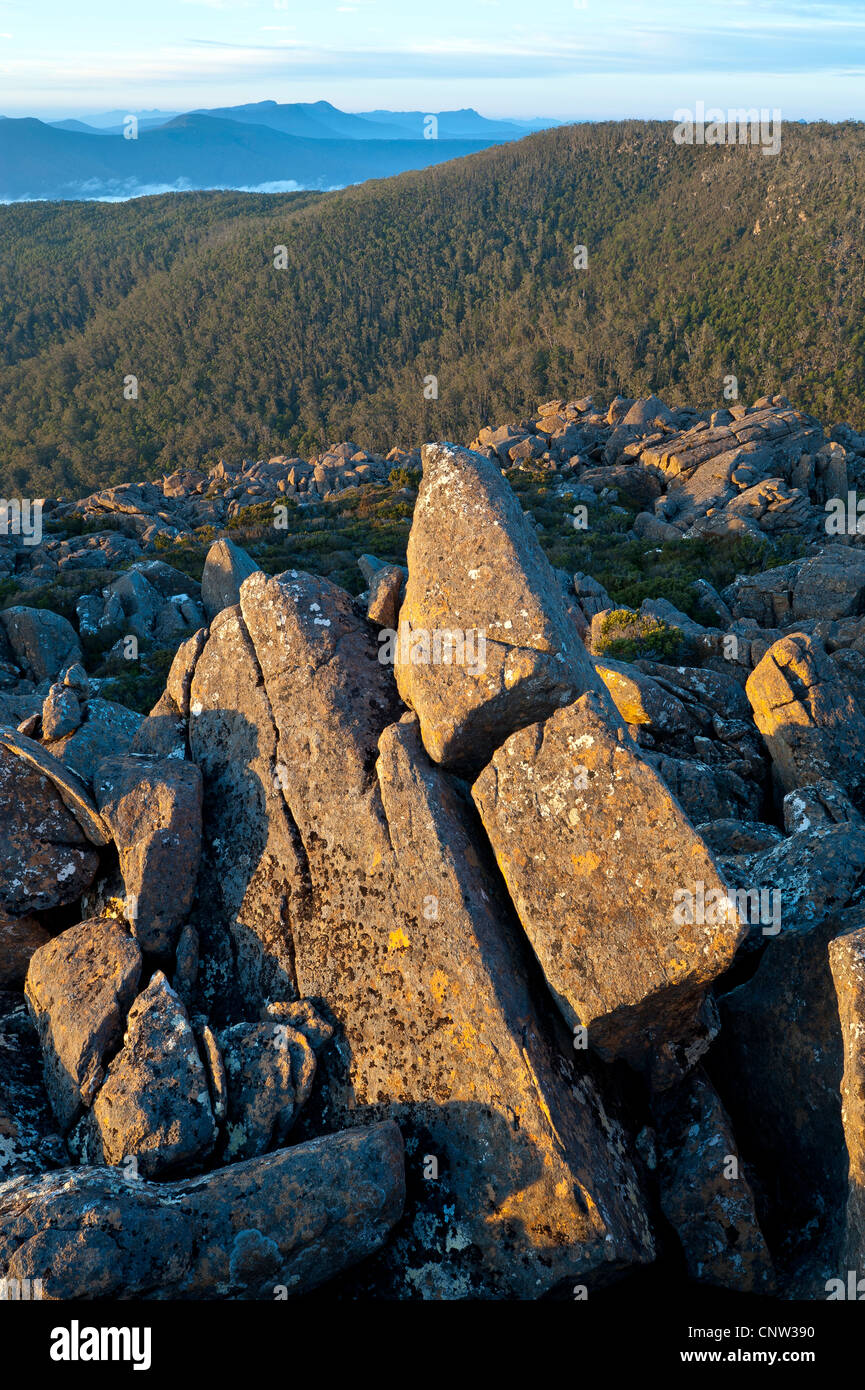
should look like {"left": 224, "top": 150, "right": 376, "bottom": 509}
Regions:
{"left": 94, "top": 755, "right": 203, "bottom": 958}
{"left": 71, "top": 971, "right": 216, "bottom": 1177}
{"left": 656, "top": 1071, "right": 774, "bottom": 1293}
{"left": 0, "top": 1121, "right": 405, "bottom": 1300}
{"left": 201, "top": 539, "right": 260, "bottom": 621}
{"left": 24, "top": 919, "right": 142, "bottom": 1132}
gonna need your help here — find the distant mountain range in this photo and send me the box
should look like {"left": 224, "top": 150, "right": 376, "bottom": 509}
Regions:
{"left": 0, "top": 100, "right": 560, "bottom": 201}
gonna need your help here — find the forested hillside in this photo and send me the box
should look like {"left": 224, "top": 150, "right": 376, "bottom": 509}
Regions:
{"left": 2, "top": 119, "right": 864, "bottom": 496}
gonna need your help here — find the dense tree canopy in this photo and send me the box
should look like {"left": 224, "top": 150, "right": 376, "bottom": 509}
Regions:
{"left": 1, "top": 120, "right": 863, "bottom": 497}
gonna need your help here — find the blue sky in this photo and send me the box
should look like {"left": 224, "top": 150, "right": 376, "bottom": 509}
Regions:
{"left": 1, "top": 0, "right": 864, "bottom": 121}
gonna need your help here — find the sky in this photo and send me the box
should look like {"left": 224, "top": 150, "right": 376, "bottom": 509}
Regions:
{"left": 1, "top": 0, "right": 864, "bottom": 122}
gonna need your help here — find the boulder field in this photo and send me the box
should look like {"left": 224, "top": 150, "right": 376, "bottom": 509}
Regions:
{"left": 3, "top": 407, "right": 865, "bottom": 1300}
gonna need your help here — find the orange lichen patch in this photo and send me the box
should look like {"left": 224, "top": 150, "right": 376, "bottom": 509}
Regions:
{"left": 571, "top": 851, "right": 601, "bottom": 876}
{"left": 388, "top": 927, "right": 410, "bottom": 952}
{"left": 430, "top": 969, "right": 449, "bottom": 1006}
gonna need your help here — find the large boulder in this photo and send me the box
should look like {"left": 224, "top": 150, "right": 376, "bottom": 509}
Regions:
{"left": 0, "top": 1121, "right": 404, "bottom": 1300}
{"left": 746, "top": 633, "right": 865, "bottom": 802}
{"left": 792, "top": 546, "right": 865, "bottom": 622}
{"left": 188, "top": 604, "right": 315, "bottom": 1013}
{"left": 200, "top": 539, "right": 261, "bottom": 622}
{"left": 24, "top": 919, "right": 142, "bottom": 1131}
{"left": 393, "top": 442, "right": 612, "bottom": 769}
{"left": 0, "top": 608, "right": 81, "bottom": 684}
{"left": 190, "top": 569, "right": 655, "bottom": 1297}
{"left": 0, "top": 743, "right": 101, "bottom": 916}
{"left": 71, "top": 972, "right": 216, "bottom": 1177}
{"left": 94, "top": 755, "right": 203, "bottom": 957}
{"left": 472, "top": 690, "right": 744, "bottom": 1074}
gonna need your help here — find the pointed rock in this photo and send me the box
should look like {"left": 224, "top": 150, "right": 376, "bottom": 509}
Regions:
{"left": 73, "top": 971, "right": 215, "bottom": 1177}
{"left": 394, "top": 442, "right": 612, "bottom": 769}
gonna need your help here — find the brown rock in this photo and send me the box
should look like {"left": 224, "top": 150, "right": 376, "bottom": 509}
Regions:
{"left": 0, "top": 743, "right": 101, "bottom": 916}
{"left": 830, "top": 924, "right": 865, "bottom": 1271}
{"left": 472, "top": 690, "right": 744, "bottom": 1072}
{"left": 746, "top": 633, "right": 865, "bottom": 801}
{"left": 24, "top": 918, "right": 142, "bottom": 1130}
{"left": 94, "top": 755, "right": 203, "bottom": 957}
{"left": 393, "top": 442, "right": 612, "bottom": 769}
{"left": 73, "top": 971, "right": 215, "bottom": 1177}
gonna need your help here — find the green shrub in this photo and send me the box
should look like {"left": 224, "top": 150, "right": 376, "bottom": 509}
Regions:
{"left": 594, "top": 610, "right": 685, "bottom": 662}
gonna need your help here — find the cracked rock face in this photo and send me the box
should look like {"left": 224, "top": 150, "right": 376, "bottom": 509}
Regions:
{"left": 393, "top": 442, "right": 613, "bottom": 770}
{"left": 472, "top": 689, "right": 745, "bottom": 1072}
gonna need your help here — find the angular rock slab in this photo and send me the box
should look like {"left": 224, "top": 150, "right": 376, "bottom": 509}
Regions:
{"left": 472, "top": 691, "right": 745, "bottom": 1069}
{"left": 25, "top": 919, "right": 142, "bottom": 1131}
{"left": 0, "top": 1121, "right": 405, "bottom": 1300}
{"left": 236, "top": 571, "right": 654, "bottom": 1297}
{"left": 829, "top": 924, "right": 865, "bottom": 1271}
{"left": 0, "top": 607, "right": 81, "bottom": 684}
{"left": 0, "top": 743, "right": 101, "bottom": 916}
{"left": 73, "top": 972, "right": 216, "bottom": 1178}
{"left": 94, "top": 755, "right": 203, "bottom": 957}
{"left": 746, "top": 634, "right": 865, "bottom": 802}
{"left": 656, "top": 1071, "right": 774, "bottom": 1294}
{"left": 394, "top": 442, "right": 612, "bottom": 769}
{"left": 188, "top": 604, "right": 313, "bottom": 1014}
{"left": 0, "top": 727, "right": 111, "bottom": 845}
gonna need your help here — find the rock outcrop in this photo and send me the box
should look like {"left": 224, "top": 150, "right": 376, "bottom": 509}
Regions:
{"left": 5, "top": 392, "right": 865, "bottom": 1302}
